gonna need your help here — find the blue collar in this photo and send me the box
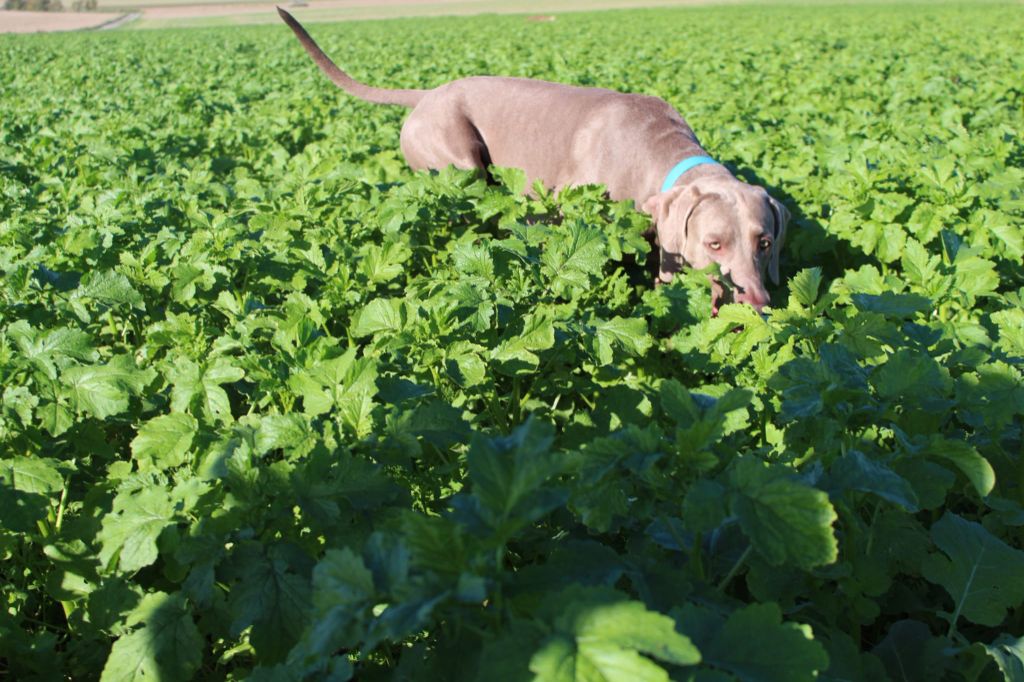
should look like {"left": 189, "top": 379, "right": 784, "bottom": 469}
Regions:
{"left": 661, "top": 155, "right": 719, "bottom": 193}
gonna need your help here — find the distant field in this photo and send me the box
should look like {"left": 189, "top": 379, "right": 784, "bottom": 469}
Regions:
{"left": 2, "top": 0, "right": 1012, "bottom": 32}
{"left": 94, "top": 0, "right": 1015, "bottom": 31}
{"left": 96, "top": 0, "right": 708, "bottom": 8}
{"left": 1, "top": 0, "right": 746, "bottom": 32}
{"left": 102, "top": 0, "right": 745, "bottom": 30}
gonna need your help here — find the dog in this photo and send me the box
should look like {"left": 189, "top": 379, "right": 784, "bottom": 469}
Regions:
{"left": 278, "top": 9, "right": 789, "bottom": 312}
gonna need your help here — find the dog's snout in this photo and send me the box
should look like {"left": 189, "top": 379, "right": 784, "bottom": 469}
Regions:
{"left": 734, "top": 288, "right": 770, "bottom": 312}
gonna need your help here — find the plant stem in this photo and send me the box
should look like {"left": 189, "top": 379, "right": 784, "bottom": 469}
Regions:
{"left": 512, "top": 376, "right": 521, "bottom": 424}
{"left": 55, "top": 481, "right": 68, "bottom": 533}
{"left": 864, "top": 502, "right": 881, "bottom": 557}
{"left": 717, "top": 545, "right": 753, "bottom": 593}
{"left": 691, "top": 531, "right": 705, "bottom": 581}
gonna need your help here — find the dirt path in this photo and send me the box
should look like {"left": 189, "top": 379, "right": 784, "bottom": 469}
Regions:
{"left": 0, "top": 9, "right": 125, "bottom": 32}
{"left": 98, "top": 10, "right": 140, "bottom": 27}
{"left": 142, "top": 0, "right": 477, "bottom": 15}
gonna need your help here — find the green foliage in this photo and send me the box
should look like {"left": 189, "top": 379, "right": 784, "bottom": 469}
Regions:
{"left": 1, "top": 3, "right": 1022, "bottom": 681}
{"left": 101, "top": 592, "right": 203, "bottom": 682}
{"left": 680, "top": 602, "right": 829, "bottom": 682}
{"left": 530, "top": 588, "right": 701, "bottom": 682}
{"left": 922, "top": 513, "right": 1024, "bottom": 632}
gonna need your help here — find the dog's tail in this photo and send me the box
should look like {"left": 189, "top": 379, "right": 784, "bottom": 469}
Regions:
{"left": 278, "top": 8, "right": 427, "bottom": 108}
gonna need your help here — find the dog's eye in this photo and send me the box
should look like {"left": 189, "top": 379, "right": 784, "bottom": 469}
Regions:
{"left": 758, "top": 238, "right": 772, "bottom": 251}
{"left": 708, "top": 241, "right": 721, "bottom": 251}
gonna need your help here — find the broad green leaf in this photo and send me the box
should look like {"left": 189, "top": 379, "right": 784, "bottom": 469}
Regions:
{"left": 901, "top": 238, "right": 947, "bottom": 295}
{"left": 921, "top": 513, "right": 1024, "bottom": 628}
{"left": 401, "top": 512, "right": 468, "bottom": 575}
{"left": 893, "top": 459, "right": 955, "bottom": 511}
{"left": 871, "top": 620, "right": 949, "bottom": 682}
{"left": 287, "top": 548, "right": 378, "bottom": 671}
{"left": 73, "top": 270, "right": 145, "bottom": 308}
{"left": 169, "top": 356, "right": 245, "bottom": 423}
{"left": 542, "top": 222, "right": 607, "bottom": 296}
{"left": 63, "top": 365, "right": 129, "bottom": 419}
{"left": 36, "top": 399, "right": 74, "bottom": 438}
{"left": 477, "top": 620, "right": 547, "bottom": 682}
{"left": 313, "top": 548, "right": 375, "bottom": 616}
{"left": 254, "top": 413, "right": 318, "bottom": 459}
{"left": 956, "top": 360, "right": 1024, "bottom": 430}
{"left": 770, "top": 357, "right": 830, "bottom": 421}
{"left": 353, "top": 298, "right": 407, "bottom": 338}
{"left": 448, "top": 280, "right": 495, "bottom": 332}
{"left": 659, "top": 379, "right": 701, "bottom": 425}
{"left": 101, "top": 591, "right": 201, "bottom": 682}
{"left": 491, "top": 165, "right": 528, "bottom": 196}
{"left": 531, "top": 636, "right": 673, "bottom": 682}
{"left": 731, "top": 458, "right": 838, "bottom": 569}
{"left": 531, "top": 587, "right": 700, "bottom": 682}
{"left": 983, "top": 634, "right": 1024, "bottom": 682}
{"left": 291, "top": 451, "right": 401, "bottom": 521}
{"left": 131, "top": 413, "right": 198, "bottom": 470}
{"left": 290, "top": 349, "right": 378, "bottom": 436}
{"left": 62, "top": 355, "right": 156, "bottom": 420}
{"left": 991, "top": 308, "right": 1024, "bottom": 356}
{"left": 828, "top": 450, "right": 919, "bottom": 511}
{"left": 171, "top": 262, "right": 215, "bottom": 302}
{"left": 713, "top": 304, "right": 773, "bottom": 355}
{"left": 819, "top": 631, "right": 889, "bottom": 682}
{"left": 270, "top": 293, "right": 325, "bottom": 352}
{"left": 589, "top": 316, "right": 652, "bottom": 365}
{"left": 227, "top": 545, "right": 311, "bottom": 663}
{"left": 708, "top": 604, "right": 828, "bottom": 682}
{"left": 0, "top": 484, "right": 49, "bottom": 533}
{"left": 360, "top": 240, "right": 412, "bottom": 284}
{"left": 661, "top": 381, "right": 751, "bottom": 449}
{"left": 788, "top": 267, "right": 823, "bottom": 308}
{"left": 98, "top": 487, "right": 176, "bottom": 573}
{"left": 467, "top": 417, "right": 566, "bottom": 532}
{"left": 682, "top": 479, "right": 729, "bottom": 533}
{"left": 7, "top": 321, "right": 97, "bottom": 379}
{"left": 2, "top": 457, "right": 64, "bottom": 494}
{"left": 445, "top": 342, "right": 488, "bottom": 387}
{"left": 2, "top": 385, "right": 37, "bottom": 429}
{"left": 363, "top": 533, "right": 411, "bottom": 594}
{"left": 451, "top": 240, "right": 494, "bottom": 280}
{"left": 872, "top": 349, "right": 950, "bottom": 402}
{"left": 992, "top": 223, "right": 1024, "bottom": 260}
{"left": 953, "top": 251, "right": 999, "bottom": 299}
{"left": 492, "top": 312, "right": 556, "bottom": 375}
{"left": 925, "top": 437, "right": 995, "bottom": 497}
{"left": 851, "top": 292, "right": 931, "bottom": 317}
{"left": 566, "top": 600, "right": 700, "bottom": 667}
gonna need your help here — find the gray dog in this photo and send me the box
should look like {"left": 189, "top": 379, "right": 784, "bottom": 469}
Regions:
{"left": 279, "top": 9, "right": 789, "bottom": 312}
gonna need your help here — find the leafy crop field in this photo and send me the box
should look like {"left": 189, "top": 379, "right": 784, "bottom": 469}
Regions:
{"left": 2, "top": 3, "right": 1023, "bottom": 680}
{"left": 95, "top": 0, "right": 746, "bottom": 32}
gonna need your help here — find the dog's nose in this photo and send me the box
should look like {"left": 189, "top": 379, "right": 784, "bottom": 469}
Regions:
{"left": 734, "top": 289, "right": 770, "bottom": 312}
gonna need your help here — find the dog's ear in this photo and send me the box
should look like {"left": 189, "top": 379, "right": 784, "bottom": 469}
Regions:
{"left": 767, "top": 196, "right": 790, "bottom": 285}
{"left": 642, "top": 186, "right": 703, "bottom": 282}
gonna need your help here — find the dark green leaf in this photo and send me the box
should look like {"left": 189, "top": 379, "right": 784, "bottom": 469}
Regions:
{"left": 921, "top": 513, "right": 1024, "bottom": 628}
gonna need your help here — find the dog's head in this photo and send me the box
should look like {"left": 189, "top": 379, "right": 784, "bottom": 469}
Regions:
{"left": 643, "top": 175, "right": 789, "bottom": 314}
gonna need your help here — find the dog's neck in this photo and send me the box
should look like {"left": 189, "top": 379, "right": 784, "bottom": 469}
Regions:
{"left": 670, "top": 160, "right": 735, "bottom": 185}
{"left": 645, "top": 142, "right": 736, "bottom": 201}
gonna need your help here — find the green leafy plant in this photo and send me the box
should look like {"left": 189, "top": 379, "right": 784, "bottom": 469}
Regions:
{"left": 1, "top": 3, "right": 1022, "bottom": 680}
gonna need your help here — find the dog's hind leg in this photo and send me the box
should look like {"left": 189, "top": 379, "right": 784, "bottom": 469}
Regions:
{"left": 400, "top": 107, "right": 491, "bottom": 174}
